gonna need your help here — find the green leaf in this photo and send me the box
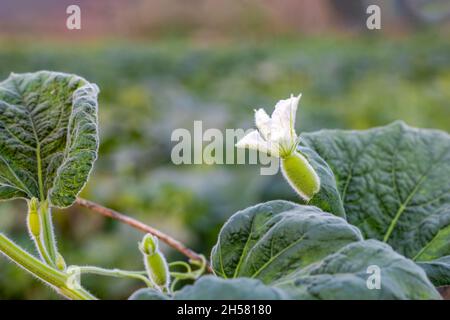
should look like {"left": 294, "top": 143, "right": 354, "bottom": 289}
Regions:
{"left": 128, "top": 288, "right": 169, "bottom": 300}
{"left": 297, "top": 145, "right": 346, "bottom": 218}
{"left": 128, "top": 276, "right": 288, "bottom": 300}
{"left": 174, "top": 276, "right": 288, "bottom": 300}
{"left": 0, "top": 71, "right": 99, "bottom": 207}
{"left": 275, "top": 240, "right": 441, "bottom": 300}
{"left": 211, "top": 200, "right": 440, "bottom": 299}
{"left": 302, "top": 121, "right": 450, "bottom": 284}
{"left": 417, "top": 256, "right": 450, "bottom": 287}
{"left": 211, "top": 200, "right": 362, "bottom": 282}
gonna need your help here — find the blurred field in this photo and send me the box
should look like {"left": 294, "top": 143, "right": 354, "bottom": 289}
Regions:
{"left": 0, "top": 32, "right": 449, "bottom": 299}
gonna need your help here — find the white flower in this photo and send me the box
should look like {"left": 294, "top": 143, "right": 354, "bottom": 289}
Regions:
{"left": 236, "top": 94, "right": 301, "bottom": 158}
{"left": 235, "top": 93, "right": 321, "bottom": 201}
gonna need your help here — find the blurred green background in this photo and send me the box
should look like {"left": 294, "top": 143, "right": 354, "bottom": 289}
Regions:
{"left": 0, "top": 0, "right": 449, "bottom": 299}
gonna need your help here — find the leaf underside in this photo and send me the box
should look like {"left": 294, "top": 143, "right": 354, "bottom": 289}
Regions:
{"left": 0, "top": 71, "right": 99, "bottom": 207}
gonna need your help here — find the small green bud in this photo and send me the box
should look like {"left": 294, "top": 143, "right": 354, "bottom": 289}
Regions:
{"left": 139, "top": 234, "right": 169, "bottom": 289}
{"left": 140, "top": 234, "right": 158, "bottom": 256}
{"left": 29, "top": 197, "right": 38, "bottom": 213}
{"left": 56, "top": 253, "right": 67, "bottom": 271}
{"left": 281, "top": 151, "right": 320, "bottom": 202}
{"left": 144, "top": 252, "right": 170, "bottom": 288}
{"left": 27, "top": 198, "right": 41, "bottom": 237}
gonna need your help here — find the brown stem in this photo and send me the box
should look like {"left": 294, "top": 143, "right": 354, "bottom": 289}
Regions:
{"left": 75, "top": 198, "right": 212, "bottom": 272}
{"left": 438, "top": 285, "right": 450, "bottom": 300}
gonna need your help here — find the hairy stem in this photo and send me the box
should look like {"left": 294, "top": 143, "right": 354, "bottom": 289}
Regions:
{"left": 39, "top": 201, "right": 58, "bottom": 265}
{"left": 0, "top": 233, "right": 96, "bottom": 300}
{"left": 75, "top": 266, "right": 154, "bottom": 288}
{"left": 27, "top": 199, "right": 53, "bottom": 265}
{"left": 35, "top": 235, "right": 53, "bottom": 265}
{"left": 76, "top": 197, "right": 212, "bottom": 272}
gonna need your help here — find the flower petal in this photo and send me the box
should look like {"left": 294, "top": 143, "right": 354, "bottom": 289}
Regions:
{"left": 254, "top": 108, "right": 272, "bottom": 140}
{"left": 270, "top": 94, "right": 301, "bottom": 153}
{"left": 271, "top": 94, "right": 301, "bottom": 133}
{"left": 236, "top": 130, "right": 279, "bottom": 156}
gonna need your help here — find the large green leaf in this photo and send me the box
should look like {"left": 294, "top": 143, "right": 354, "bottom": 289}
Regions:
{"left": 211, "top": 200, "right": 362, "bottom": 282}
{"left": 298, "top": 145, "right": 346, "bottom": 218}
{"left": 0, "top": 71, "right": 99, "bottom": 207}
{"left": 129, "top": 276, "right": 288, "bottom": 300}
{"left": 128, "top": 288, "right": 169, "bottom": 300}
{"left": 275, "top": 240, "right": 441, "bottom": 300}
{"left": 175, "top": 276, "right": 288, "bottom": 300}
{"left": 211, "top": 200, "right": 440, "bottom": 299}
{"left": 301, "top": 121, "right": 450, "bottom": 284}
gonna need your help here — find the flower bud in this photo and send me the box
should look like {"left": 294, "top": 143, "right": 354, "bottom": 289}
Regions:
{"left": 27, "top": 197, "right": 40, "bottom": 238}
{"left": 139, "top": 234, "right": 170, "bottom": 289}
{"left": 56, "top": 253, "right": 67, "bottom": 271}
{"left": 281, "top": 151, "right": 320, "bottom": 201}
{"left": 140, "top": 234, "right": 158, "bottom": 256}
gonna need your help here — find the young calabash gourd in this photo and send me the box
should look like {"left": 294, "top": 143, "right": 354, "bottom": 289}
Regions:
{"left": 27, "top": 197, "right": 67, "bottom": 270}
{"left": 280, "top": 151, "right": 320, "bottom": 201}
{"left": 139, "top": 234, "right": 170, "bottom": 291}
{"left": 27, "top": 197, "right": 40, "bottom": 239}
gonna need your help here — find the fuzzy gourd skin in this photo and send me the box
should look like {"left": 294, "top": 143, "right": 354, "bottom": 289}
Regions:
{"left": 144, "top": 253, "right": 170, "bottom": 287}
{"left": 281, "top": 151, "right": 320, "bottom": 202}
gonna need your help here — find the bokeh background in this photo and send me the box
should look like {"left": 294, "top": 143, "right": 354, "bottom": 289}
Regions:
{"left": 0, "top": 0, "right": 449, "bottom": 299}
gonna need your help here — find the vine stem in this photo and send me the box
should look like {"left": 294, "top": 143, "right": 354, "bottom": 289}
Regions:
{"left": 39, "top": 201, "right": 58, "bottom": 265}
{"left": 35, "top": 234, "right": 53, "bottom": 265}
{"left": 0, "top": 233, "right": 96, "bottom": 300}
{"left": 75, "top": 198, "right": 212, "bottom": 272}
{"left": 74, "top": 266, "right": 154, "bottom": 288}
